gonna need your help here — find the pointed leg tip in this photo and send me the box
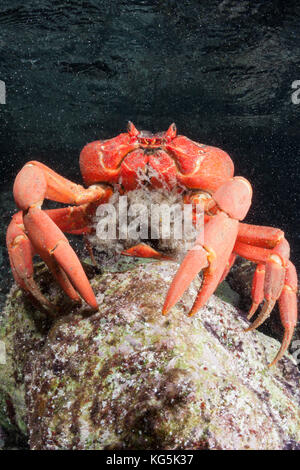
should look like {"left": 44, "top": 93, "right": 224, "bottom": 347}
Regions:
{"left": 268, "top": 354, "right": 281, "bottom": 368}
{"left": 266, "top": 327, "right": 295, "bottom": 369}
{"left": 79, "top": 290, "right": 98, "bottom": 310}
{"left": 244, "top": 326, "right": 253, "bottom": 333}
{"left": 247, "top": 302, "right": 258, "bottom": 320}
{"left": 162, "top": 306, "right": 169, "bottom": 316}
{"left": 162, "top": 296, "right": 176, "bottom": 316}
{"left": 188, "top": 309, "right": 197, "bottom": 317}
{"left": 81, "top": 289, "right": 98, "bottom": 310}
{"left": 87, "top": 298, "right": 98, "bottom": 310}
{"left": 244, "top": 299, "right": 276, "bottom": 332}
{"left": 23, "top": 277, "right": 59, "bottom": 313}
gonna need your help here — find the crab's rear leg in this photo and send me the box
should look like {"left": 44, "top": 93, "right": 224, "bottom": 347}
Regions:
{"left": 235, "top": 225, "right": 293, "bottom": 322}
{"left": 247, "top": 264, "right": 265, "bottom": 319}
{"left": 8, "top": 161, "right": 111, "bottom": 309}
{"left": 234, "top": 224, "right": 298, "bottom": 365}
{"left": 273, "top": 261, "right": 298, "bottom": 366}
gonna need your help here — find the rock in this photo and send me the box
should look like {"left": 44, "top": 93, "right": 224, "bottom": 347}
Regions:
{"left": 227, "top": 257, "right": 255, "bottom": 312}
{"left": 1, "top": 260, "right": 300, "bottom": 450}
{"left": 0, "top": 0, "right": 299, "bottom": 268}
{"left": 214, "top": 280, "right": 240, "bottom": 309}
{"left": 0, "top": 426, "right": 5, "bottom": 449}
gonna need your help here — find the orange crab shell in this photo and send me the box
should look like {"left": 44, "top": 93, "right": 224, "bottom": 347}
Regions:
{"left": 79, "top": 128, "right": 234, "bottom": 193}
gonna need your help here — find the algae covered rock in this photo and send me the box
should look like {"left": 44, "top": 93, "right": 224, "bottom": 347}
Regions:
{"left": 0, "top": 260, "right": 300, "bottom": 450}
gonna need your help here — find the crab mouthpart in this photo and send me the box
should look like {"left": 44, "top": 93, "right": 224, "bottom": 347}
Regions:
{"left": 127, "top": 122, "right": 177, "bottom": 148}
{"left": 138, "top": 131, "right": 164, "bottom": 148}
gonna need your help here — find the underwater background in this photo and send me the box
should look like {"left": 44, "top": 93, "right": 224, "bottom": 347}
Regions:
{"left": 0, "top": 0, "right": 299, "bottom": 311}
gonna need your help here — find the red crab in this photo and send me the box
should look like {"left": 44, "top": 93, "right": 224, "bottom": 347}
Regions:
{"left": 6, "top": 123, "right": 297, "bottom": 366}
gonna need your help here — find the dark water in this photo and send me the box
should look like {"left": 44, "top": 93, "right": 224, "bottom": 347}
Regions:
{"left": 0, "top": 0, "right": 299, "bottom": 305}
{"left": 0, "top": 0, "right": 300, "bottom": 449}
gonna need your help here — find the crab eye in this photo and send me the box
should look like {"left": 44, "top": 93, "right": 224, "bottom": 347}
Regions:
{"left": 127, "top": 121, "right": 139, "bottom": 137}
{"left": 165, "top": 123, "right": 177, "bottom": 142}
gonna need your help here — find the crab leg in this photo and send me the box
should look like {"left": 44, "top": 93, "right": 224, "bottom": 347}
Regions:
{"left": 237, "top": 223, "right": 285, "bottom": 249}
{"left": 44, "top": 205, "right": 94, "bottom": 233}
{"left": 188, "top": 214, "right": 239, "bottom": 316}
{"left": 6, "top": 212, "right": 57, "bottom": 310}
{"left": 247, "top": 264, "right": 265, "bottom": 319}
{"left": 269, "top": 261, "right": 298, "bottom": 366}
{"left": 45, "top": 205, "right": 97, "bottom": 264}
{"left": 18, "top": 161, "right": 107, "bottom": 206}
{"left": 23, "top": 207, "right": 97, "bottom": 306}
{"left": 7, "top": 208, "right": 91, "bottom": 308}
{"left": 163, "top": 177, "right": 252, "bottom": 317}
{"left": 235, "top": 239, "right": 291, "bottom": 327}
{"left": 219, "top": 253, "right": 237, "bottom": 285}
{"left": 234, "top": 224, "right": 298, "bottom": 365}
{"left": 234, "top": 232, "right": 291, "bottom": 324}
{"left": 162, "top": 212, "right": 239, "bottom": 316}
{"left": 8, "top": 161, "right": 111, "bottom": 309}
{"left": 7, "top": 203, "right": 101, "bottom": 307}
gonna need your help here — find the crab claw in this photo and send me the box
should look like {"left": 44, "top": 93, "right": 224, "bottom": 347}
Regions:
{"left": 127, "top": 121, "right": 139, "bottom": 137}
{"left": 162, "top": 212, "right": 239, "bottom": 316}
{"left": 23, "top": 207, "right": 98, "bottom": 309}
{"left": 6, "top": 212, "right": 56, "bottom": 311}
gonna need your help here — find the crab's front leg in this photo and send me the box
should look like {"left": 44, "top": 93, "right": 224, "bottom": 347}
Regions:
{"left": 7, "top": 161, "right": 112, "bottom": 310}
{"left": 163, "top": 177, "right": 252, "bottom": 315}
{"left": 234, "top": 224, "right": 298, "bottom": 366}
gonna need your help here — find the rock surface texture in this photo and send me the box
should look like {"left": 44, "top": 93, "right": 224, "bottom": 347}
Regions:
{"left": 0, "top": 260, "right": 300, "bottom": 450}
{"left": 0, "top": 0, "right": 299, "bottom": 269}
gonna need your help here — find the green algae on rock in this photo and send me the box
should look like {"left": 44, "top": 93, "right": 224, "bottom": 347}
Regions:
{"left": 0, "top": 260, "right": 300, "bottom": 450}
